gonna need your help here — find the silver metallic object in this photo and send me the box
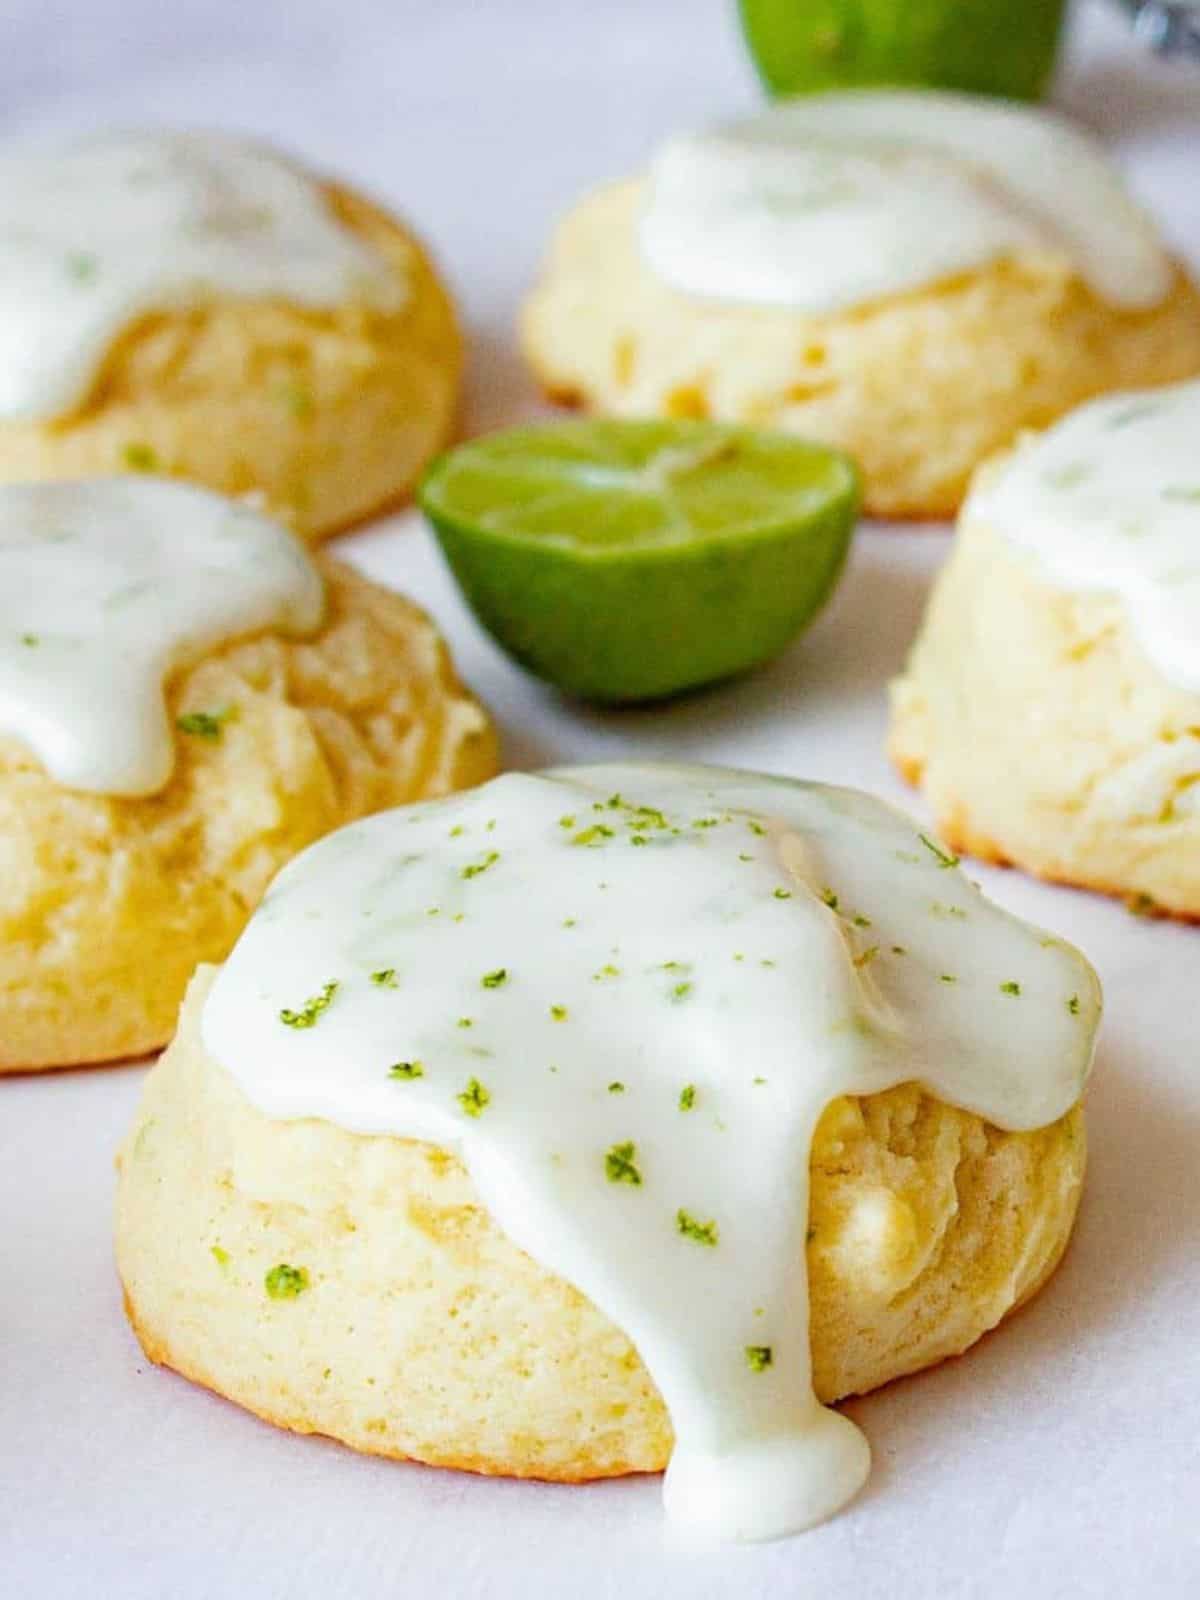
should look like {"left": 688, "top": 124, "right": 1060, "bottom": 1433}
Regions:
{"left": 1120, "top": 0, "right": 1200, "bottom": 58}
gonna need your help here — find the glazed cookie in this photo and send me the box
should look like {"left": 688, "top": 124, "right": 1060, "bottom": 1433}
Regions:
{"left": 0, "top": 132, "right": 461, "bottom": 539}
{"left": 522, "top": 92, "right": 1200, "bottom": 519}
{"left": 0, "top": 478, "right": 496, "bottom": 1071}
{"left": 116, "top": 764, "right": 1099, "bottom": 1542}
{"left": 890, "top": 379, "right": 1200, "bottom": 918}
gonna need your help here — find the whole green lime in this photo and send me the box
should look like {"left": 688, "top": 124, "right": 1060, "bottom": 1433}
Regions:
{"left": 419, "top": 420, "right": 860, "bottom": 704}
{"left": 739, "top": 0, "right": 1068, "bottom": 101}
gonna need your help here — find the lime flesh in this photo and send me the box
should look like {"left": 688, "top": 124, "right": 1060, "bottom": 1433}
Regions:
{"left": 419, "top": 420, "right": 860, "bottom": 704}
{"left": 739, "top": 0, "right": 1068, "bottom": 102}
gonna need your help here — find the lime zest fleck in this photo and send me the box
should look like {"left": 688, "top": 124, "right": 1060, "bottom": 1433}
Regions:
{"left": 388, "top": 1060, "right": 424, "bottom": 1081}
{"left": 593, "top": 963, "right": 621, "bottom": 981}
{"left": 744, "top": 1345, "right": 773, "bottom": 1373}
{"left": 919, "top": 833, "right": 959, "bottom": 869}
{"left": 481, "top": 968, "right": 508, "bottom": 989}
{"left": 1000, "top": 980, "right": 1022, "bottom": 997}
{"left": 370, "top": 968, "right": 398, "bottom": 989}
{"left": 210, "top": 1245, "right": 230, "bottom": 1268}
{"left": 279, "top": 980, "right": 338, "bottom": 1029}
{"left": 20, "top": 633, "right": 38, "bottom": 647}
{"left": 121, "top": 441, "right": 159, "bottom": 472}
{"left": 820, "top": 889, "right": 839, "bottom": 911}
{"left": 671, "top": 981, "right": 693, "bottom": 1001}
{"left": 1067, "top": 994, "right": 1081, "bottom": 1016}
{"left": 773, "top": 888, "right": 792, "bottom": 900}
{"left": 176, "top": 705, "right": 236, "bottom": 740}
{"left": 605, "top": 1140, "right": 642, "bottom": 1185}
{"left": 462, "top": 851, "right": 500, "bottom": 880}
{"left": 679, "top": 1084, "right": 697, "bottom": 1111}
{"left": 939, "top": 973, "right": 957, "bottom": 985}
{"left": 264, "top": 1263, "right": 309, "bottom": 1300}
{"left": 676, "top": 1209, "right": 719, "bottom": 1247}
{"left": 457, "top": 1016, "right": 474, "bottom": 1029}
{"left": 572, "top": 824, "right": 614, "bottom": 847}
{"left": 608, "top": 1081, "right": 626, "bottom": 1095}
{"left": 457, "top": 1077, "right": 491, "bottom": 1117}
{"left": 550, "top": 1004, "right": 568, "bottom": 1022}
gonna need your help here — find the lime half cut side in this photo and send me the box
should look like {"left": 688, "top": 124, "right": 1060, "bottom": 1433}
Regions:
{"left": 418, "top": 420, "right": 860, "bottom": 704}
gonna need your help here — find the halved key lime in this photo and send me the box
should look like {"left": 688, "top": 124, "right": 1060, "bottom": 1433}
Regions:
{"left": 418, "top": 420, "right": 859, "bottom": 704}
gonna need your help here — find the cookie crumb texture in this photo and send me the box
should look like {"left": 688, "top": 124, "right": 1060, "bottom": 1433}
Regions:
{"left": 0, "top": 561, "right": 496, "bottom": 1071}
{"left": 115, "top": 971, "right": 1084, "bottom": 1481}
{"left": 521, "top": 180, "right": 1200, "bottom": 519}
{"left": 891, "top": 513, "right": 1200, "bottom": 918}
{"left": 0, "top": 184, "right": 461, "bottom": 540}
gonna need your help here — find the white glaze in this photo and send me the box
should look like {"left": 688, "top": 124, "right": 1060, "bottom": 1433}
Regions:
{"left": 971, "top": 379, "right": 1200, "bottom": 692}
{"left": 0, "top": 130, "right": 403, "bottom": 421}
{"left": 202, "top": 763, "right": 1099, "bottom": 1543}
{"left": 640, "top": 89, "right": 1171, "bottom": 313}
{"left": 0, "top": 477, "right": 324, "bottom": 795}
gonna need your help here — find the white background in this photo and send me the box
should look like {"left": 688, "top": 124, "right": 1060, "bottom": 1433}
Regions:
{"left": 2, "top": 2, "right": 1200, "bottom": 1595}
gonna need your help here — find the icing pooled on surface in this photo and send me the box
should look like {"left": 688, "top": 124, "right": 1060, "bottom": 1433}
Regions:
{"left": 640, "top": 89, "right": 1172, "bottom": 314}
{"left": 0, "top": 130, "right": 404, "bottom": 421}
{"left": 202, "top": 763, "right": 1099, "bottom": 1543}
{"left": 0, "top": 477, "right": 324, "bottom": 795}
{"left": 970, "top": 379, "right": 1200, "bottom": 692}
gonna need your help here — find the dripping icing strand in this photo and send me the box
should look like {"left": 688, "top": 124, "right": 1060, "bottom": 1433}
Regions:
{"left": 640, "top": 89, "right": 1171, "bottom": 313}
{"left": 201, "top": 764, "right": 1100, "bottom": 1542}
{"left": 0, "top": 477, "right": 324, "bottom": 795}
{"left": 0, "top": 130, "right": 404, "bottom": 421}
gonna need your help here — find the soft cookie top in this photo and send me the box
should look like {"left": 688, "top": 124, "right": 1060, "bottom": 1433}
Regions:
{"left": 0, "top": 476, "right": 323, "bottom": 795}
{"left": 202, "top": 762, "right": 1100, "bottom": 1542}
{"left": 0, "top": 131, "right": 405, "bottom": 422}
{"left": 640, "top": 89, "right": 1172, "bottom": 313}
{"left": 969, "top": 378, "right": 1200, "bottom": 692}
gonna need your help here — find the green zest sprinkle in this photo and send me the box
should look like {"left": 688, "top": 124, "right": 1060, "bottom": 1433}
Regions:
{"left": 481, "top": 968, "right": 508, "bottom": 989}
{"left": 369, "top": 968, "right": 397, "bottom": 988}
{"left": 457, "top": 1077, "right": 491, "bottom": 1117}
{"left": 744, "top": 1345, "right": 773, "bottom": 1373}
{"left": 20, "top": 633, "right": 38, "bottom": 647}
{"left": 671, "top": 981, "right": 692, "bottom": 1001}
{"left": 747, "top": 820, "right": 766, "bottom": 836}
{"left": 388, "top": 1060, "right": 424, "bottom": 1080}
{"left": 1068, "top": 994, "right": 1081, "bottom": 1016}
{"left": 550, "top": 1004, "right": 568, "bottom": 1022}
{"left": 176, "top": 706, "right": 235, "bottom": 740}
{"left": 939, "top": 974, "right": 957, "bottom": 985}
{"left": 1000, "top": 981, "right": 1022, "bottom": 996}
{"left": 752, "top": 1076, "right": 767, "bottom": 1086}
{"left": 457, "top": 1016, "right": 473, "bottom": 1029}
{"left": 593, "top": 963, "right": 621, "bottom": 981}
{"left": 773, "top": 888, "right": 792, "bottom": 901}
{"left": 605, "top": 1140, "right": 642, "bottom": 1185}
{"left": 462, "top": 851, "right": 500, "bottom": 880}
{"left": 558, "top": 815, "right": 576, "bottom": 830}
{"left": 563, "top": 917, "right": 577, "bottom": 929}
{"left": 122, "top": 441, "right": 159, "bottom": 472}
{"left": 449, "top": 825, "right": 465, "bottom": 838}
{"left": 278, "top": 381, "right": 314, "bottom": 419}
{"left": 676, "top": 1209, "right": 719, "bottom": 1247}
{"left": 820, "top": 889, "right": 839, "bottom": 911}
{"left": 279, "top": 980, "right": 338, "bottom": 1029}
{"left": 572, "top": 824, "right": 614, "bottom": 847}
{"left": 679, "top": 1084, "right": 696, "bottom": 1111}
{"left": 852, "top": 914, "right": 872, "bottom": 928}
{"left": 210, "top": 1245, "right": 230, "bottom": 1268}
{"left": 264, "top": 1263, "right": 309, "bottom": 1300}
{"left": 608, "top": 1081, "right": 626, "bottom": 1095}
{"left": 891, "top": 945, "right": 907, "bottom": 956}
{"left": 66, "top": 251, "right": 99, "bottom": 283}
{"left": 919, "top": 833, "right": 959, "bottom": 869}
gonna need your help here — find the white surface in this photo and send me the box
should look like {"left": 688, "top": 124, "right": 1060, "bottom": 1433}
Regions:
{"left": 2, "top": 2, "right": 1199, "bottom": 1595}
